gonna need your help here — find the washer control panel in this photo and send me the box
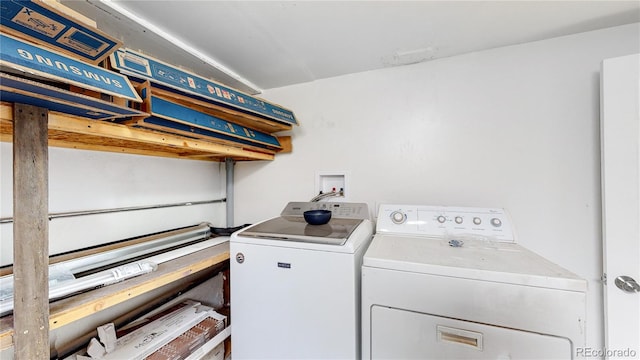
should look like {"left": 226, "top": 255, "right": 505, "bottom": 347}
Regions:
{"left": 377, "top": 204, "right": 515, "bottom": 242}
{"left": 281, "top": 202, "right": 369, "bottom": 220}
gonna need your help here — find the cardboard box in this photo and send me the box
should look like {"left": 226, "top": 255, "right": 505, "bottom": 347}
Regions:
{"left": 103, "top": 302, "right": 226, "bottom": 360}
{"left": 0, "top": 0, "right": 121, "bottom": 64}
{"left": 0, "top": 32, "right": 141, "bottom": 103}
{"left": 123, "top": 82, "right": 282, "bottom": 154}
{"left": 137, "top": 83, "right": 293, "bottom": 134}
{"left": 0, "top": 72, "right": 146, "bottom": 121}
{"left": 110, "top": 48, "right": 298, "bottom": 129}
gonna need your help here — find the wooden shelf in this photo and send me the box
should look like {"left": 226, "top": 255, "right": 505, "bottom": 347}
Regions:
{"left": 0, "top": 102, "right": 275, "bottom": 161}
{"left": 0, "top": 241, "right": 230, "bottom": 350}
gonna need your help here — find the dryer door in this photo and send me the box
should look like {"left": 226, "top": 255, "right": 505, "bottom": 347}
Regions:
{"left": 371, "top": 306, "right": 573, "bottom": 359}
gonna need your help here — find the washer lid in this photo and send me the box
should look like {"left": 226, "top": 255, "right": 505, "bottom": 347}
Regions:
{"left": 238, "top": 216, "right": 363, "bottom": 245}
{"left": 237, "top": 201, "right": 369, "bottom": 245}
{"left": 363, "top": 234, "right": 587, "bottom": 292}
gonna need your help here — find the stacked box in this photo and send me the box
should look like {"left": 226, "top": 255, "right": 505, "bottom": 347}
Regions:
{"left": 0, "top": 1, "right": 143, "bottom": 120}
{"left": 0, "top": 72, "right": 146, "bottom": 120}
{"left": 1, "top": 2, "right": 298, "bottom": 156}
{"left": 0, "top": 0, "right": 121, "bottom": 64}
{"left": 110, "top": 48, "right": 298, "bottom": 131}
{"left": 123, "top": 81, "right": 282, "bottom": 154}
{"left": 102, "top": 302, "right": 226, "bottom": 360}
{"left": 145, "top": 316, "right": 225, "bottom": 360}
{"left": 116, "top": 303, "right": 191, "bottom": 338}
{"left": 0, "top": 32, "right": 143, "bottom": 120}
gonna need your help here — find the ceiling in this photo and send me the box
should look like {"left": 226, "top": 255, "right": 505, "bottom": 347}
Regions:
{"left": 61, "top": 1, "right": 640, "bottom": 95}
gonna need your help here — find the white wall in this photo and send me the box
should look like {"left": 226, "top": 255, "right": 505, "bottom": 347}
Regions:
{"left": 0, "top": 144, "right": 226, "bottom": 267}
{"left": 234, "top": 23, "right": 640, "bottom": 350}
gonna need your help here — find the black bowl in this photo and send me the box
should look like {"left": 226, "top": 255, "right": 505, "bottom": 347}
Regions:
{"left": 303, "top": 209, "right": 332, "bottom": 225}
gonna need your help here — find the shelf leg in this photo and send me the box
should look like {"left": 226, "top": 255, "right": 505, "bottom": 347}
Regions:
{"left": 13, "top": 103, "right": 49, "bottom": 359}
{"left": 225, "top": 158, "right": 235, "bottom": 227}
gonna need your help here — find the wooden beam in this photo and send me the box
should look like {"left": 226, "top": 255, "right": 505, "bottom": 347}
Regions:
{"left": 46, "top": 113, "right": 275, "bottom": 160}
{"left": 277, "top": 136, "right": 293, "bottom": 153}
{"left": 1, "top": 103, "right": 276, "bottom": 161}
{"left": 12, "top": 103, "right": 49, "bottom": 359}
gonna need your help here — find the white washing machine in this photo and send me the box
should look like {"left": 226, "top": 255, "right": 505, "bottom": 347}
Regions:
{"left": 231, "top": 202, "right": 373, "bottom": 359}
{"left": 362, "top": 204, "right": 587, "bottom": 360}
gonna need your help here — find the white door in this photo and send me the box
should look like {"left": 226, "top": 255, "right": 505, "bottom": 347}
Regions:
{"left": 601, "top": 53, "right": 640, "bottom": 359}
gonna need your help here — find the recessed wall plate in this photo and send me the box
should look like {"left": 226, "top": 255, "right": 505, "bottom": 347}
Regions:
{"left": 315, "top": 172, "right": 347, "bottom": 200}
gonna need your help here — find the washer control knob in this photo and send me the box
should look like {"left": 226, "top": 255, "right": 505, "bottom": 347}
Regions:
{"left": 437, "top": 215, "right": 446, "bottom": 223}
{"left": 491, "top": 218, "right": 502, "bottom": 227}
{"left": 473, "top": 217, "right": 482, "bottom": 225}
{"left": 390, "top": 211, "right": 406, "bottom": 224}
{"left": 454, "top": 216, "right": 463, "bottom": 224}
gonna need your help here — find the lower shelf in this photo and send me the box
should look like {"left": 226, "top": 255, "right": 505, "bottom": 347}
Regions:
{"left": 0, "top": 241, "right": 230, "bottom": 350}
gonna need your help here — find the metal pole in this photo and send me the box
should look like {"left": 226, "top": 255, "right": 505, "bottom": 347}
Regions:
{"left": 225, "top": 158, "right": 235, "bottom": 227}
{"left": 0, "top": 199, "right": 226, "bottom": 224}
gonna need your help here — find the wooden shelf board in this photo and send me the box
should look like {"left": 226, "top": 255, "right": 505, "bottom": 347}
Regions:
{"left": 0, "top": 102, "right": 274, "bottom": 161}
{"left": 0, "top": 241, "right": 230, "bottom": 350}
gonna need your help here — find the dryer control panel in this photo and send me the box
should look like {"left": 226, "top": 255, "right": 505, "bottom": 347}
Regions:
{"left": 376, "top": 204, "right": 515, "bottom": 242}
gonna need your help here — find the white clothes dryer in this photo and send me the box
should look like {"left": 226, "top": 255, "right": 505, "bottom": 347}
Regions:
{"left": 362, "top": 205, "right": 587, "bottom": 360}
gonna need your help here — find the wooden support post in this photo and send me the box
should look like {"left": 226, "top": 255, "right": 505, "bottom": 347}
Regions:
{"left": 13, "top": 104, "right": 49, "bottom": 359}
